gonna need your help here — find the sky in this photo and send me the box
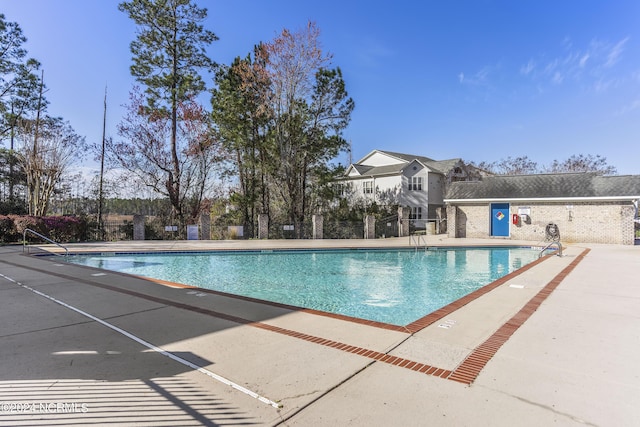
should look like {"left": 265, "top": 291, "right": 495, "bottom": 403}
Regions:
{"left": 2, "top": 0, "right": 640, "bottom": 177}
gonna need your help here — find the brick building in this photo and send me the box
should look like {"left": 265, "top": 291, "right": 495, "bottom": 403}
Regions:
{"left": 444, "top": 172, "right": 640, "bottom": 245}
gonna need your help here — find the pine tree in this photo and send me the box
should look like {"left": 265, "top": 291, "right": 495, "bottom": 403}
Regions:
{"left": 118, "top": 0, "right": 217, "bottom": 224}
{"left": 211, "top": 50, "right": 273, "bottom": 234}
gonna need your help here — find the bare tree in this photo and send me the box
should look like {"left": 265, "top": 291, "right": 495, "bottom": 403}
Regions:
{"left": 470, "top": 154, "right": 617, "bottom": 176}
{"left": 110, "top": 88, "right": 227, "bottom": 224}
{"left": 470, "top": 156, "right": 539, "bottom": 175}
{"left": 14, "top": 116, "right": 86, "bottom": 216}
{"left": 543, "top": 154, "right": 617, "bottom": 175}
{"left": 262, "top": 21, "right": 354, "bottom": 232}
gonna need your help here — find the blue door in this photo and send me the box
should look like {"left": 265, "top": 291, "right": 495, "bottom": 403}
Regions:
{"left": 491, "top": 203, "right": 510, "bottom": 237}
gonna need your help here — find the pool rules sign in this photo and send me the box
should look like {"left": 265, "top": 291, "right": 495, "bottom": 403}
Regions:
{"left": 187, "top": 225, "right": 199, "bottom": 240}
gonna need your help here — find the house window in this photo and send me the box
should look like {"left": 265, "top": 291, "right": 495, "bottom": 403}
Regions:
{"left": 408, "top": 176, "right": 422, "bottom": 191}
{"left": 335, "top": 183, "right": 346, "bottom": 196}
{"left": 410, "top": 207, "right": 422, "bottom": 219}
{"left": 363, "top": 181, "right": 374, "bottom": 194}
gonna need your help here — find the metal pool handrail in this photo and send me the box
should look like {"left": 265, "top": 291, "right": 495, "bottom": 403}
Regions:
{"left": 409, "top": 231, "right": 427, "bottom": 250}
{"left": 23, "top": 228, "right": 69, "bottom": 257}
{"left": 539, "top": 241, "right": 562, "bottom": 258}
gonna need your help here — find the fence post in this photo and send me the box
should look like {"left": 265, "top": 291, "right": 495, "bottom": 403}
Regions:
{"left": 312, "top": 214, "right": 323, "bottom": 240}
{"left": 133, "top": 214, "right": 145, "bottom": 240}
{"left": 199, "top": 212, "right": 211, "bottom": 240}
{"left": 364, "top": 215, "right": 376, "bottom": 239}
{"left": 258, "top": 214, "right": 269, "bottom": 239}
{"left": 398, "top": 207, "right": 410, "bottom": 237}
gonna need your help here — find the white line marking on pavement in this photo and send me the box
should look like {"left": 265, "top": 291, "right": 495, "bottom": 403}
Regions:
{"left": 0, "top": 272, "right": 282, "bottom": 409}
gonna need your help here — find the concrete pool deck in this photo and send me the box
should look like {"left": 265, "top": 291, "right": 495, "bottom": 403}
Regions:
{"left": 0, "top": 237, "right": 638, "bottom": 426}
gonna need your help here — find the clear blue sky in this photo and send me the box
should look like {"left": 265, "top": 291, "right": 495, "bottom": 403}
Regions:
{"left": 2, "top": 0, "right": 639, "bottom": 175}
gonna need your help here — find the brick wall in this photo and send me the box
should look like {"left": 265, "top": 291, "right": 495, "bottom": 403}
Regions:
{"left": 448, "top": 201, "right": 636, "bottom": 245}
{"left": 447, "top": 203, "right": 490, "bottom": 239}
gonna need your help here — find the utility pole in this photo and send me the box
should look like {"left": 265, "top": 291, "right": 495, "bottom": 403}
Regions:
{"left": 97, "top": 85, "right": 107, "bottom": 240}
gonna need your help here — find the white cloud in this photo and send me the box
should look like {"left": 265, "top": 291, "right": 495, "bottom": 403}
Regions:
{"left": 604, "top": 37, "right": 629, "bottom": 67}
{"left": 614, "top": 98, "right": 640, "bottom": 116}
{"left": 475, "top": 67, "right": 490, "bottom": 82}
{"left": 593, "top": 78, "right": 613, "bottom": 93}
{"left": 520, "top": 59, "right": 536, "bottom": 75}
{"left": 458, "top": 65, "right": 495, "bottom": 86}
{"left": 579, "top": 54, "right": 590, "bottom": 68}
{"left": 552, "top": 72, "right": 564, "bottom": 84}
{"left": 521, "top": 36, "right": 631, "bottom": 91}
{"left": 544, "top": 59, "right": 559, "bottom": 75}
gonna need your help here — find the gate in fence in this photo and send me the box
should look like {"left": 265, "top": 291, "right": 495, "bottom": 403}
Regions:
{"left": 376, "top": 215, "right": 399, "bottom": 238}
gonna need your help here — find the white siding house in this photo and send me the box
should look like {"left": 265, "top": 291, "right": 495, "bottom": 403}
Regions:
{"left": 339, "top": 150, "right": 480, "bottom": 222}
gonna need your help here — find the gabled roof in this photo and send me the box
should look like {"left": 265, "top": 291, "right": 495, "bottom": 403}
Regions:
{"left": 445, "top": 172, "right": 640, "bottom": 201}
{"left": 348, "top": 164, "right": 373, "bottom": 175}
{"left": 426, "top": 158, "right": 463, "bottom": 175}
{"left": 346, "top": 149, "right": 464, "bottom": 178}
{"left": 346, "top": 163, "right": 405, "bottom": 177}
{"left": 346, "top": 163, "right": 398, "bottom": 176}
{"left": 375, "top": 150, "right": 436, "bottom": 165}
{"left": 374, "top": 151, "right": 465, "bottom": 175}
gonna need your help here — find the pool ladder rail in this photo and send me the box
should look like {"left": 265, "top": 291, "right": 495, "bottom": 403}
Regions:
{"left": 409, "top": 232, "right": 427, "bottom": 251}
{"left": 23, "top": 228, "right": 69, "bottom": 257}
{"left": 538, "top": 241, "right": 563, "bottom": 258}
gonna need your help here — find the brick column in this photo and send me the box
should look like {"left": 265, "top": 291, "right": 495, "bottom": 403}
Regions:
{"left": 312, "top": 214, "right": 323, "bottom": 240}
{"left": 398, "top": 207, "right": 410, "bottom": 237}
{"left": 436, "top": 207, "right": 446, "bottom": 235}
{"left": 199, "top": 212, "right": 211, "bottom": 240}
{"left": 258, "top": 214, "right": 269, "bottom": 239}
{"left": 446, "top": 205, "right": 457, "bottom": 238}
{"left": 364, "top": 215, "right": 376, "bottom": 239}
{"left": 133, "top": 214, "right": 145, "bottom": 240}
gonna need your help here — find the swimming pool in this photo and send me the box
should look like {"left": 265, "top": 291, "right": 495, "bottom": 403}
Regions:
{"left": 66, "top": 247, "right": 543, "bottom": 326}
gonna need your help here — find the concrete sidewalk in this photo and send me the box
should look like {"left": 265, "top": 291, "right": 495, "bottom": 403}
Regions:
{"left": 0, "top": 239, "right": 638, "bottom": 426}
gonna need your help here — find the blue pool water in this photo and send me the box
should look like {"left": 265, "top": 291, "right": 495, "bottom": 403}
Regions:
{"left": 67, "top": 248, "right": 542, "bottom": 326}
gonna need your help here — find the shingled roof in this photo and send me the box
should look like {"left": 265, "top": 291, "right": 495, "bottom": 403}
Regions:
{"left": 377, "top": 151, "right": 463, "bottom": 175}
{"left": 445, "top": 172, "right": 640, "bottom": 201}
{"left": 376, "top": 150, "right": 436, "bottom": 165}
{"left": 349, "top": 163, "right": 405, "bottom": 176}
{"left": 347, "top": 150, "right": 463, "bottom": 177}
